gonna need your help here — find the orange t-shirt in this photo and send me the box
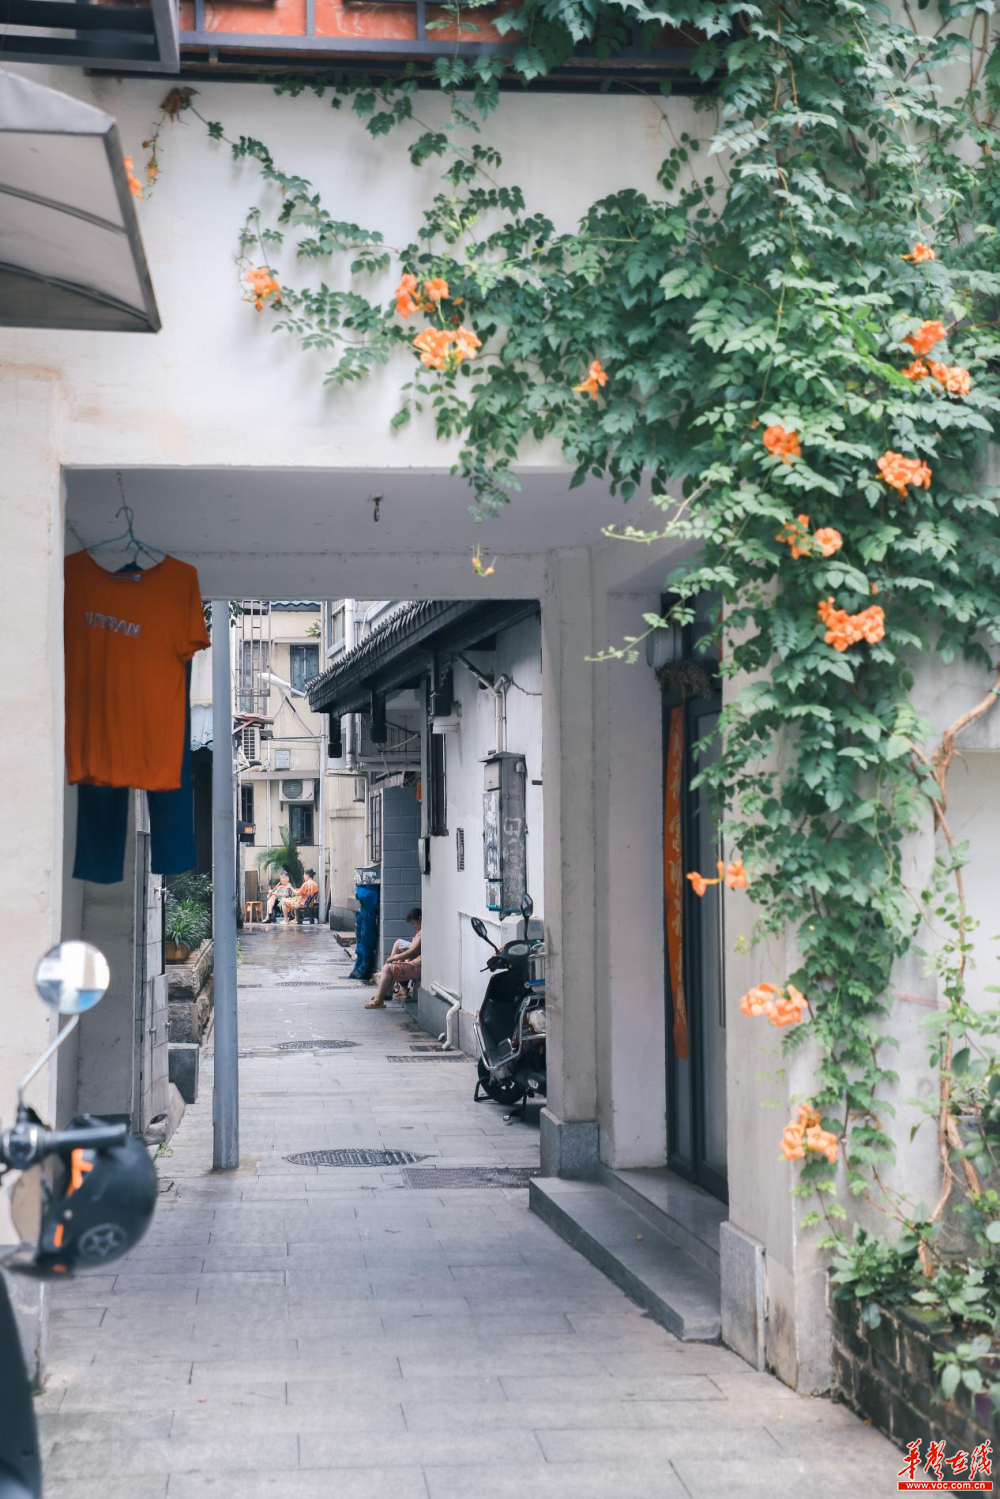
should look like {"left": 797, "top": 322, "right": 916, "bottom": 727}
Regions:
{"left": 65, "top": 552, "right": 210, "bottom": 790}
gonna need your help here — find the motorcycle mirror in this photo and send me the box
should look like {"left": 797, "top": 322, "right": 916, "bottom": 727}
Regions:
{"left": 521, "top": 894, "right": 534, "bottom": 920}
{"left": 34, "top": 942, "right": 110, "bottom": 1015}
{"left": 471, "top": 918, "right": 489, "bottom": 941}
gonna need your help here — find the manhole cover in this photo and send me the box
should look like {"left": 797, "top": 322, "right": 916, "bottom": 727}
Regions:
{"left": 403, "top": 1167, "right": 539, "bottom": 1190}
{"left": 285, "top": 1149, "right": 429, "bottom": 1168}
{"left": 275, "top": 1040, "right": 359, "bottom": 1051}
{"left": 386, "top": 1053, "right": 467, "bottom": 1063}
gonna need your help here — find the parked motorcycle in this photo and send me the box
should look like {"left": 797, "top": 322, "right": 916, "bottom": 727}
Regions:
{"left": 471, "top": 895, "right": 546, "bottom": 1123}
{"left": 0, "top": 942, "right": 157, "bottom": 1499}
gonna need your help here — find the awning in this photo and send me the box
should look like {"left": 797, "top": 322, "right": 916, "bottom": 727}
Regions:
{"left": 0, "top": 0, "right": 179, "bottom": 72}
{"left": 307, "top": 600, "right": 539, "bottom": 717}
{"left": 0, "top": 72, "right": 160, "bottom": 332}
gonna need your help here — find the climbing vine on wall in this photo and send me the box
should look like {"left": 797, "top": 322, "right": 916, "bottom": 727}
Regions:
{"left": 142, "top": 0, "right": 1000, "bottom": 1397}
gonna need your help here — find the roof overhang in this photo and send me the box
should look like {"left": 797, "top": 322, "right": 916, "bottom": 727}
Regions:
{"left": 307, "top": 599, "right": 539, "bottom": 717}
{"left": 0, "top": 73, "right": 161, "bottom": 332}
{"left": 0, "top": 0, "right": 179, "bottom": 72}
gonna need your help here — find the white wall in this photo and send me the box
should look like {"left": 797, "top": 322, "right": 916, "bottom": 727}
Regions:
{"left": 2, "top": 71, "right": 688, "bottom": 486}
{"left": 421, "top": 615, "right": 544, "bottom": 1009}
{"left": 0, "top": 375, "right": 66, "bottom": 1241}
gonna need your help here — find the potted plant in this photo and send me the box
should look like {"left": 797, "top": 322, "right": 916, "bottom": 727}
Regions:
{"left": 165, "top": 899, "right": 211, "bottom": 963}
{"left": 257, "top": 825, "right": 304, "bottom": 887}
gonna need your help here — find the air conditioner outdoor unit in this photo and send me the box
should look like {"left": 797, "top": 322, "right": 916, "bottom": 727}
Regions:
{"left": 240, "top": 726, "right": 260, "bottom": 764}
{"left": 280, "top": 779, "right": 315, "bottom": 804}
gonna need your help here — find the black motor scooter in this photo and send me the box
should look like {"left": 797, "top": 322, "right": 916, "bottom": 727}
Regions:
{"left": 1, "top": 941, "right": 157, "bottom": 1499}
{"left": 471, "top": 895, "right": 546, "bottom": 1123}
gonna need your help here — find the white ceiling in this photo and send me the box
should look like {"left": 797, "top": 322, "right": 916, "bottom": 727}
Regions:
{"left": 64, "top": 466, "right": 669, "bottom": 599}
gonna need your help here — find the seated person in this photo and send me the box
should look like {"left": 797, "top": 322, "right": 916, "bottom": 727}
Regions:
{"left": 366, "top": 908, "right": 421, "bottom": 1009}
{"left": 266, "top": 870, "right": 292, "bottom": 920}
{"left": 281, "top": 869, "right": 318, "bottom": 923}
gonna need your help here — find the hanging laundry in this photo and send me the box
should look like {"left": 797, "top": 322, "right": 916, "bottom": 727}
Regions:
{"left": 64, "top": 551, "right": 209, "bottom": 791}
{"left": 73, "top": 665, "right": 197, "bottom": 884}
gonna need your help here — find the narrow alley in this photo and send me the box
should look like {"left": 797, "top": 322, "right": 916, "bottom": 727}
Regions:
{"left": 37, "top": 932, "right": 899, "bottom": 1498}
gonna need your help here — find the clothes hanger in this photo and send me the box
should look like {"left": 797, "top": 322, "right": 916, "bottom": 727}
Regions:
{"left": 86, "top": 471, "right": 166, "bottom": 570}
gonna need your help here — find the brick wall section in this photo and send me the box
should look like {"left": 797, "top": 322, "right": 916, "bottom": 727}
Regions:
{"left": 379, "top": 786, "right": 421, "bottom": 964}
{"left": 831, "top": 1296, "right": 997, "bottom": 1455}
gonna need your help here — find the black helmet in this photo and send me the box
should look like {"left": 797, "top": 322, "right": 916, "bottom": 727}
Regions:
{"left": 8, "top": 1121, "right": 157, "bottom": 1280}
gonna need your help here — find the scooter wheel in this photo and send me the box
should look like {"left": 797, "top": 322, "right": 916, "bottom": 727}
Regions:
{"left": 477, "top": 1061, "right": 526, "bottom": 1106}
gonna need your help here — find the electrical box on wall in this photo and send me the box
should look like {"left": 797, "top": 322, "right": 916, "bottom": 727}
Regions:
{"left": 483, "top": 752, "right": 527, "bottom": 914}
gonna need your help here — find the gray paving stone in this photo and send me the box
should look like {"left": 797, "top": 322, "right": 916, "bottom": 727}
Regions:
{"left": 424, "top": 1462, "right": 691, "bottom": 1497}
{"left": 168, "top": 1468, "right": 429, "bottom": 1499}
{"left": 300, "top": 1429, "right": 543, "bottom": 1467}
{"left": 41, "top": 939, "right": 897, "bottom": 1497}
{"left": 46, "top": 1434, "right": 299, "bottom": 1477}
{"left": 171, "top": 1403, "right": 408, "bottom": 1440}
{"left": 537, "top": 1426, "right": 784, "bottom": 1462}
{"left": 499, "top": 1373, "right": 724, "bottom": 1403}
{"left": 401, "top": 1398, "right": 644, "bottom": 1431}
{"left": 44, "top": 1481, "right": 167, "bottom": 1499}
{"left": 672, "top": 1457, "right": 898, "bottom": 1497}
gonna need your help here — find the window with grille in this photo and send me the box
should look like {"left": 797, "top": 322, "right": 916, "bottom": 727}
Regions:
{"left": 289, "top": 643, "right": 320, "bottom": 694}
{"left": 289, "top": 803, "right": 314, "bottom": 845}
{"left": 239, "top": 641, "right": 270, "bottom": 714}
{"left": 368, "top": 791, "right": 383, "bottom": 864}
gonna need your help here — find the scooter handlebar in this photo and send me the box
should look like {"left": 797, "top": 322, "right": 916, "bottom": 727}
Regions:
{"left": 41, "top": 1124, "right": 128, "bottom": 1153}
{"left": 0, "top": 1120, "right": 128, "bottom": 1171}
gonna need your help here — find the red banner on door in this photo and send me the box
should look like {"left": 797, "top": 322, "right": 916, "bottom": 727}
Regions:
{"left": 664, "top": 705, "right": 689, "bottom": 1062}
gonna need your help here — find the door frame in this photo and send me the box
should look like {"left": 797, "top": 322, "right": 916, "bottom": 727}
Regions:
{"left": 661, "top": 601, "right": 728, "bottom": 1204}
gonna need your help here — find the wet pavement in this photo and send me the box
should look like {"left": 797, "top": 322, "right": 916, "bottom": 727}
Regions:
{"left": 38, "top": 927, "right": 900, "bottom": 1497}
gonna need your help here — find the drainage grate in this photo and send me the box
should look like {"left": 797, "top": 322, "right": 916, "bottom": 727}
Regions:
{"left": 386, "top": 1053, "right": 467, "bottom": 1063}
{"left": 410, "top": 1043, "right": 444, "bottom": 1051}
{"left": 403, "top": 1167, "right": 539, "bottom": 1190}
{"left": 275, "top": 1039, "right": 359, "bottom": 1052}
{"left": 275, "top": 982, "right": 338, "bottom": 989}
{"left": 285, "top": 1148, "right": 429, "bottom": 1168}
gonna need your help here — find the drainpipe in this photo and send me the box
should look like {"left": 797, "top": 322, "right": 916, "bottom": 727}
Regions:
{"left": 454, "top": 654, "right": 510, "bottom": 755}
{"left": 431, "top": 982, "right": 462, "bottom": 1051}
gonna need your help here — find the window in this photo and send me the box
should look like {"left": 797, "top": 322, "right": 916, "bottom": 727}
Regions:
{"left": 327, "top": 603, "right": 346, "bottom": 655}
{"left": 456, "top": 827, "right": 465, "bottom": 871}
{"left": 239, "top": 640, "right": 270, "bottom": 714}
{"left": 288, "top": 803, "right": 314, "bottom": 845}
{"left": 240, "top": 784, "right": 255, "bottom": 827}
{"left": 429, "top": 730, "right": 447, "bottom": 836}
{"left": 289, "top": 643, "right": 320, "bottom": 694}
{"left": 368, "top": 790, "right": 383, "bottom": 864}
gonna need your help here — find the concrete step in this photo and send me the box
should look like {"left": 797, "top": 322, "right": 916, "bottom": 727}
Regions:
{"left": 529, "top": 1177, "right": 721, "bottom": 1342}
{"left": 597, "top": 1165, "right": 725, "bottom": 1276}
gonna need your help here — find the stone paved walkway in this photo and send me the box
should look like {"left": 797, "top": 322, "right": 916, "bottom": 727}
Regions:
{"left": 39, "top": 929, "right": 900, "bottom": 1498}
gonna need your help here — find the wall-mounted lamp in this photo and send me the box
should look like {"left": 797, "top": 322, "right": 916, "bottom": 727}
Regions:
{"left": 645, "top": 619, "right": 684, "bottom": 671}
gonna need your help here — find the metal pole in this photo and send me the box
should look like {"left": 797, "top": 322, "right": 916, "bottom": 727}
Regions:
{"left": 211, "top": 599, "right": 239, "bottom": 1170}
{"left": 318, "top": 714, "right": 327, "bottom": 923}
